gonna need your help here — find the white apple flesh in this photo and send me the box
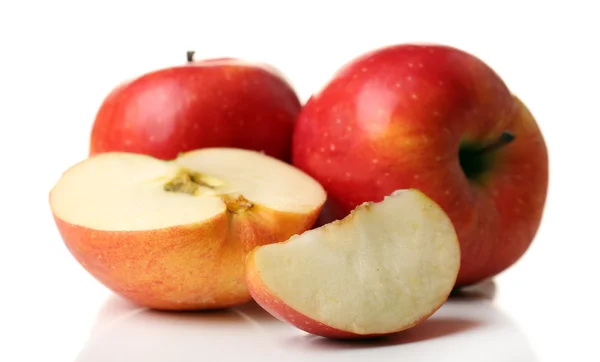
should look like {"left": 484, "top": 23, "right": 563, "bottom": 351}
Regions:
{"left": 246, "top": 189, "right": 461, "bottom": 338}
{"left": 50, "top": 148, "right": 326, "bottom": 310}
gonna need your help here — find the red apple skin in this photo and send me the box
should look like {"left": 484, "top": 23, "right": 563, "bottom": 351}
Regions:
{"left": 245, "top": 250, "right": 442, "bottom": 339}
{"left": 292, "top": 44, "right": 548, "bottom": 286}
{"left": 90, "top": 57, "right": 301, "bottom": 162}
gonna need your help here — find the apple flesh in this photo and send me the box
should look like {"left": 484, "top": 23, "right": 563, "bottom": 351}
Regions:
{"left": 90, "top": 51, "right": 301, "bottom": 162}
{"left": 49, "top": 148, "right": 326, "bottom": 310}
{"left": 292, "top": 43, "right": 548, "bottom": 286}
{"left": 246, "top": 189, "right": 461, "bottom": 339}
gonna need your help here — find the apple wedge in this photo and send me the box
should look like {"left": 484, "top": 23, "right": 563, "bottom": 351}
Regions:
{"left": 246, "top": 189, "right": 461, "bottom": 339}
{"left": 49, "top": 148, "right": 326, "bottom": 310}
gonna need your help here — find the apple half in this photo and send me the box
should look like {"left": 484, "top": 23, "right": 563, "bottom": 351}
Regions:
{"left": 49, "top": 148, "right": 326, "bottom": 310}
{"left": 246, "top": 189, "right": 461, "bottom": 339}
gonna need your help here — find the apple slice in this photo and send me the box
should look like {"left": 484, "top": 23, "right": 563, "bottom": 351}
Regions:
{"left": 49, "top": 148, "right": 326, "bottom": 311}
{"left": 246, "top": 189, "right": 461, "bottom": 339}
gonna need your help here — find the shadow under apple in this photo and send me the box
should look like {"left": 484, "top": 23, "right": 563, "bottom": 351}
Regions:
{"left": 75, "top": 297, "right": 285, "bottom": 362}
{"left": 76, "top": 280, "right": 538, "bottom": 362}
{"left": 281, "top": 280, "right": 539, "bottom": 362}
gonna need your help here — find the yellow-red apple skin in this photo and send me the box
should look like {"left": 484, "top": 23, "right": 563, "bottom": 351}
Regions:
{"left": 245, "top": 249, "right": 448, "bottom": 339}
{"left": 51, "top": 202, "right": 323, "bottom": 311}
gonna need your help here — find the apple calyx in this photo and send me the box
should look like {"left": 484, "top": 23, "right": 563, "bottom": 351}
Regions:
{"left": 459, "top": 130, "right": 515, "bottom": 181}
{"left": 186, "top": 50, "right": 195, "bottom": 63}
{"left": 221, "top": 194, "right": 254, "bottom": 214}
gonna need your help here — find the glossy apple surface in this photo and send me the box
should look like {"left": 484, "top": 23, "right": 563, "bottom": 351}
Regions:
{"left": 292, "top": 43, "right": 548, "bottom": 286}
{"left": 90, "top": 52, "right": 301, "bottom": 162}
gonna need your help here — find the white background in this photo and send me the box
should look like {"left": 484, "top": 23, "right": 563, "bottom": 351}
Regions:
{"left": 1, "top": 0, "right": 598, "bottom": 361}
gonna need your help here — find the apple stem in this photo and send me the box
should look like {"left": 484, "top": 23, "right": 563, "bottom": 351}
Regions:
{"left": 187, "top": 51, "right": 195, "bottom": 63}
{"left": 477, "top": 131, "right": 515, "bottom": 154}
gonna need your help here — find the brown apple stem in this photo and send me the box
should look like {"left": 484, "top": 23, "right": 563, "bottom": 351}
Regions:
{"left": 187, "top": 51, "right": 195, "bottom": 63}
{"left": 221, "top": 194, "right": 253, "bottom": 214}
{"left": 163, "top": 169, "right": 213, "bottom": 195}
{"left": 477, "top": 131, "right": 515, "bottom": 154}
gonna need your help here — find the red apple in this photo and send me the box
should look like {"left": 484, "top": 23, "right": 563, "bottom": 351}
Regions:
{"left": 292, "top": 43, "right": 548, "bottom": 286}
{"left": 246, "top": 189, "right": 461, "bottom": 339}
{"left": 90, "top": 51, "right": 301, "bottom": 162}
{"left": 49, "top": 148, "right": 326, "bottom": 310}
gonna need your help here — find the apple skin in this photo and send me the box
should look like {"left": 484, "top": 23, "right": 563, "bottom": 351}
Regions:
{"left": 52, "top": 201, "right": 322, "bottom": 311}
{"left": 292, "top": 44, "right": 549, "bottom": 286}
{"left": 245, "top": 249, "right": 441, "bottom": 339}
{"left": 90, "top": 55, "right": 301, "bottom": 162}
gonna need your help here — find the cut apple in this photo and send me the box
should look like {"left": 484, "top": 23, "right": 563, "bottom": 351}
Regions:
{"left": 246, "top": 189, "right": 461, "bottom": 339}
{"left": 49, "top": 148, "right": 326, "bottom": 310}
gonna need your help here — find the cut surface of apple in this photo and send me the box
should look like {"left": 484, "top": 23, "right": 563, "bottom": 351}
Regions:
{"left": 246, "top": 189, "right": 460, "bottom": 338}
{"left": 50, "top": 147, "right": 326, "bottom": 310}
{"left": 52, "top": 149, "right": 324, "bottom": 231}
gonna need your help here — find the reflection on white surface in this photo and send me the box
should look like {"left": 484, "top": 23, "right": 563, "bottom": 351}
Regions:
{"left": 76, "top": 281, "right": 538, "bottom": 362}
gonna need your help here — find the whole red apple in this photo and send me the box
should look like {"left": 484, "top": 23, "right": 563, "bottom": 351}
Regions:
{"left": 90, "top": 51, "right": 301, "bottom": 162}
{"left": 292, "top": 43, "right": 549, "bottom": 286}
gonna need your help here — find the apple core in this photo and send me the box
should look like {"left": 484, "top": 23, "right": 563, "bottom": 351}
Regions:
{"left": 163, "top": 169, "right": 218, "bottom": 195}
{"left": 163, "top": 169, "right": 253, "bottom": 213}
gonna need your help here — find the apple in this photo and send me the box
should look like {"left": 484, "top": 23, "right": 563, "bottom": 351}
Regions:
{"left": 246, "top": 189, "right": 461, "bottom": 339}
{"left": 90, "top": 51, "right": 301, "bottom": 162}
{"left": 292, "top": 43, "right": 548, "bottom": 286}
{"left": 49, "top": 148, "right": 326, "bottom": 310}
